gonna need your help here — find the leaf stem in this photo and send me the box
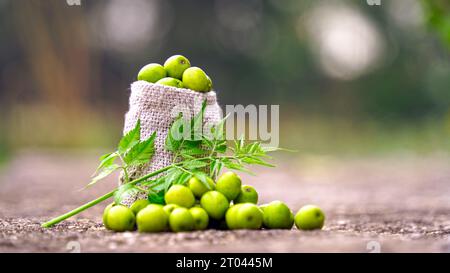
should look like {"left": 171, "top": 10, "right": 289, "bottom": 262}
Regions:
{"left": 41, "top": 164, "right": 172, "bottom": 228}
{"left": 41, "top": 153, "right": 268, "bottom": 228}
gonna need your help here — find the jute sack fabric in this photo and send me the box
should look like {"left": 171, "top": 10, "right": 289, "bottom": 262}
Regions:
{"left": 119, "top": 81, "right": 222, "bottom": 206}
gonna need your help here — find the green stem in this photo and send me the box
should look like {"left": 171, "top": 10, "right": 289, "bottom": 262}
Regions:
{"left": 121, "top": 166, "right": 130, "bottom": 183}
{"left": 41, "top": 154, "right": 244, "bottom": 228}
{"left": 41, "top": 164, "right": 172, "bottom": 228}
{"left": 41, "top": 191, "right": 114, "bottom": 228}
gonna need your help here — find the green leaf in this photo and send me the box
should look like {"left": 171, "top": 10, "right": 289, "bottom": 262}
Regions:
{"left": 164, "top": 168, "right": 183, "bottom": 191}
{"left": 113, "top": 183, "right": 139, "bottom": 204}
{"left": 193, "top": 171, "right": 212, "bottom": 189}
{"left": 99, "top": 152, "right": 113, "bottom": 161}
{"left": 175, "top": 172, "right": 192, "bottom": 185}
{"left": 118, "top": 120, "right": 141, "bottom": 155}
{"left": 222, "top": 159, "right": 254, "bottom": 175}
{"left": 242, "top": 156, "right": 275, "bottom": 167}
{"left": 93, "top": 152, "right": 119, "bottom": 176}
{"left": 143, "top": 177, "right": 166, "bottom": 192}
{"left": 165, "top": 115, "right": 185, "bottom": 152}
{"left": 215, "top": 140, "right": 227, "bottom": 153}
{"left": 213, "top": 113, "right": 229, "bottom": 140}
{"left": 191, "top": 100, "right": 207, "bottom": 141}
{"left": 147, "top": 190, "right": 165, "bottom": 205}
{"left": 86, "top": 164, "right": 120, "bottom": 188}
{"left": 124, "top": 132, "right": 156, "bottom": 165}
{"left": 210, "top": 159, "right": 224, "bottom": 178}
{"left": 180, "top": 147, "right": 206, "bottom": 157}
{"left": 183, "top": 160, "right": 208, "bottom": 170}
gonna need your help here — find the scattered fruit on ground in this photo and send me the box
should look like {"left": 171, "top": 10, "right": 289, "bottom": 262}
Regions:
{"left": 236, "top": 203, "right": 263, "bottom": 229}
{"left": 182, "top": 67, "right": 211, "bottom": 92}
{"left": 130, "top": 199, "right": 150, "bottom": 215}
{"left": 225, "top": 204, "right": 243, "bottom": 229}
{"left": 216, "top": 171, "right": 242, "bottom": 201}
{"left": 163, "top": 204, "right": 180, "bottom": 216}
{"left": 189, "top": 207, "right": 209, "bottom": 230}
{"left": 105, "top": 205, "right": 136, "bottom": 232}
{"left": 137, "top": 63, "right": 166, "bottom": 83}
{"left": 102, "top": 202, "right": 115, "bottom": 230}
{"left": 156, "top": 77, "right": 184, "bottom": 88}
{"left": 234, "top": 185, "right": 258, "bottom": 204}
{"left": 188, "top": 176, "right": 215, "bottom": 198}
{"left": 164, "top": 185, "right": 196, "bottom": 208}
{"left": 136, "top": 204, "right": 168, "bottom": 233}
{"left": 262, "top": 201, "right": 294, "bottom": 229}
{"left": 164, "top": 55, "right": 191, "bottom": 79}
{"left": 200, "top": 190, "right": 229, "bottom": 220}
{"left": 169, "top": 207, "right": 195, "bottom": 232}
{"left": 295, "top": 205, "right": 325, "bottom": 230}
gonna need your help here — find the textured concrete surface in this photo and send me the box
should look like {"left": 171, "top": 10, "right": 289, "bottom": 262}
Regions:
{"left": 0, "top": 150, "right": 449, "bottom": 252}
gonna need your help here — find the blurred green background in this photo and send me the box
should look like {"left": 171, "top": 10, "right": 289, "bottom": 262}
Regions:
{"left": 0, "top": 0, "right": 449, "bottom": 163}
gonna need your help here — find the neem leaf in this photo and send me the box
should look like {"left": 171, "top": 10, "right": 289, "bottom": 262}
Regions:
{"left": 147, "top": 190, "right": 165, "bottom": 205}
{"left": 180, "top": 147, "right": 206, "bottom": 157}
{"left": 222, "top": 158, "right": 254, "bottom": 175}
{"left": 191, "top": 100, "right": 207, "bottom": 141}
{"left": 118, "top": 120, "right": 141, "bottom": 155}
{"left": 93, "top": 152, "right": 119, "bottom": 176}
{"left": 193, "top": 171, "right": 212, "bottom": 189}
{"left": 143, "top": 177, "right": 166, "bottom": 192}
{"left": 87, "top": 164, "right": 120, "bottom": 188}
{"left": 114, "top": 183, "right": 140, "bottom": 204}
{"left": 165, "top": 115, "right": 185, "bottom": 152}
{"left": 183, "top": 159, "right": 208, "bottom": 170}
{"left": 175, "top": 172, "right": 192, "bottom": 185}
{"left": 164, "top": 168, "right": 183, "bottom": 189}
{"left": 212, "top": 113, "right": 229, "bottom": 140}
{"left": 241, "top": 156, "right": 275, "bottom": 167}
{"left": 124, "top": 132, "right": 156, "bottom": 166}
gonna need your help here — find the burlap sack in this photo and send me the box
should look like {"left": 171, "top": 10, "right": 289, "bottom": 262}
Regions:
{"left": 119, "top": 80, "right": 222, "bottom": 206}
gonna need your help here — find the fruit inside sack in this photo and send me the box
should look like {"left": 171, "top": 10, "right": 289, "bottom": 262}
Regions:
{"left": 137, "top": 55, "right": 213, "bottom": 92}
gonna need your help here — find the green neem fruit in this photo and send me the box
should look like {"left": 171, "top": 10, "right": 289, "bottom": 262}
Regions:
{"left": 189, "top": 207, "right": 209, "bottom": 230}
{"left": 188, "top": 176, "right": 215, "bottom": 198}
{"left": 182, "top": 67, "right": 210, "bottom": 92}
{"left": 136, "top": 204, "right": 168, "bottom": 233}
{"left": 156, "top": 77, "right": 184, "bottom": 88}
{"left": 225, "top": 204, "right": 243, "bottom": 230}
{"left": 295, "top": 205, "right": 325, "bottom": 230}
{"left": 236, "top": 203, "right": 263, "bottom": 230}
{"left": 102, "top": 202, "right": 115, "bottom": 230}
{"left": 130, "top": 199, "right": 150, "bottom": 215}
{"left": 163, "top": 55, "right": 191, "bottom": 79}
{"left": 163, "top": 204, "right": 180, "bottom": 217}
{"left": 262, "top": 201, "right": 294, "bottom": 229}
{"left": 137, "top": 63, "right": 166, "bottom": 83}
{"left": 200, "top": 191, "right": 229, "bottom": 220}
{"left": 164, "top": 185, "right": 195, "bottom": 208}
{"left": 106, "top": 205, "right": 136, "bottom": 232}
{"left": 216, "top": 171, "right": 242, "bottom": 201}
{"left": 206, "top": 75, "right": 213, "bottom": 91}
{"left": 234, "top": 185, "right": 258, "bottom": 204}
{"left": 169, "top": 207, "right": 195, "bottom": 232}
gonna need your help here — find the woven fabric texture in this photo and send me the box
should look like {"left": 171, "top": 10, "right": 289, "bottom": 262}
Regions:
{"left": 119, "top": 81, "right": 222, "bottom": 206}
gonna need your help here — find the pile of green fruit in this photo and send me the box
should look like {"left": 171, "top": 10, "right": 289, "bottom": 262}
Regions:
{"left": 102, "top": 171, "right": 325, "bottom": 233}
{"left": 137, "top": 55, "right": 213, "bottom": 92}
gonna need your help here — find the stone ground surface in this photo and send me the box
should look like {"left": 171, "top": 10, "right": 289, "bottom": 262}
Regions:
{"left": 0, "top": 150, "right": 449, "bottom": 253}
